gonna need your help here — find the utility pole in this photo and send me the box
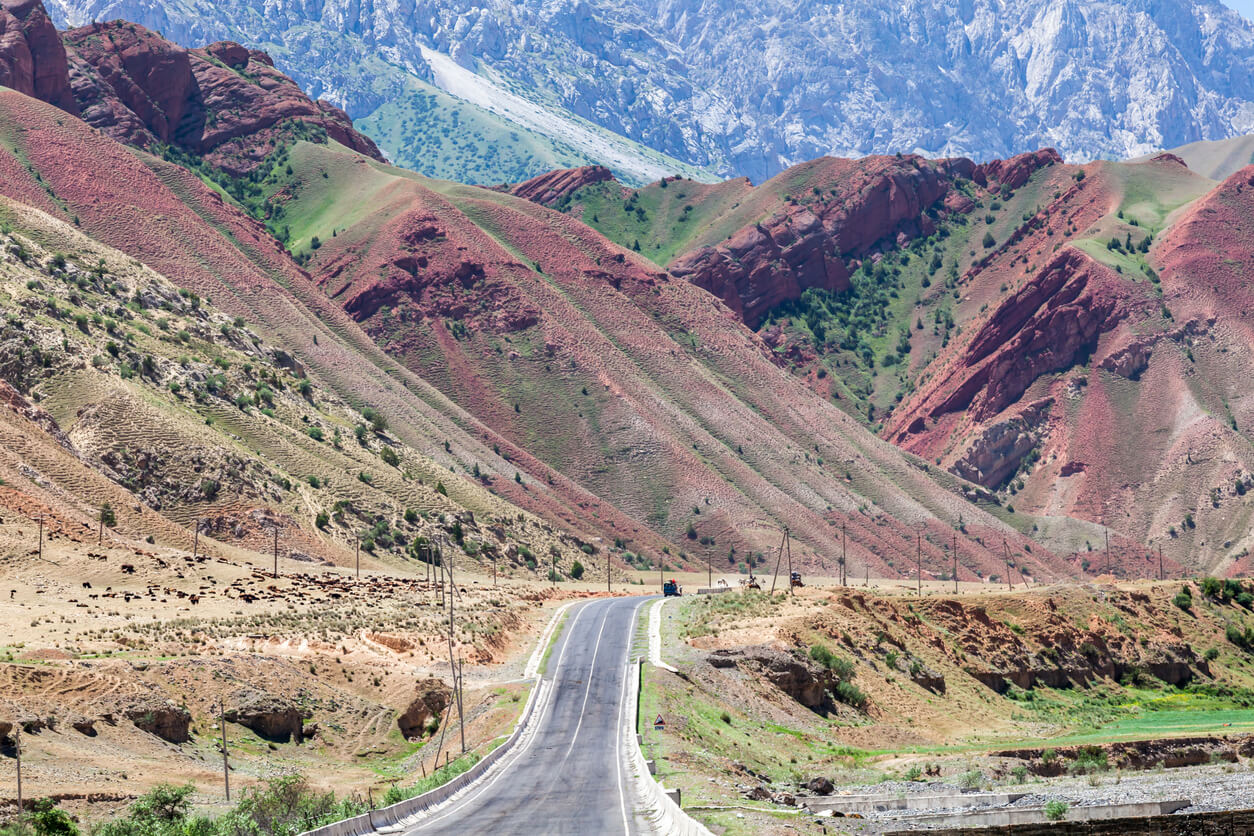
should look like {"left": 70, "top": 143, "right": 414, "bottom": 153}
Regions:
{"left": 272, "top": 526, "right": 279, "bottom": 579}
{"left": 785, "top": 530, "right": 794, "bottom": 597}
{"left": 1003, "top": 539, "right": 1013, "bottom": 591}
{"left": 607, "top": 555, "right": 611, "bottom": 594}
{"left": 552, "top": 549, "right": 557, "bottom": 587}
{"left": 707, "top": 549, "right": 712, "bottom": 590}
{"left": 219, "top": 699, "right": 230, "bottom": 801}
{"left": 445, "top": 546, "right": 465, "bottom": 755}
{"left": 865, "top": 561, "right": 869, "bottom": 588}
{"left": 355, "top": 534, "right": 360, "bottom": 580}
{"left": 38, "top": 514, "right": 43, "bottom": 561}
{"left": 840, "top": 522, "right": 847, "bottom": 587}
{"left": 953, "top": 529, "right": 958, "bottom": 595}
{"left": 457, "top": 653, "right": 465, "bottom": 755}
{"left": 193, "top": 519, "right": 200, "bottom": 560}
{"left": 1159, "top": 545, "right": 1164, "bottom": 581}
{"left": 917, "top": 529, "right": 922, "bottom": 597}
{"left": 14, "top": 725, "right": 21, "bottom": 817}
{"left": 98, "top": 513, "right": 103, "bottom": 546}
{"left": 769, "top": 528, "right": 787, "bottom": 595}
{"left": 492, "top": 548, "right": 497, "bottom": 586}
{"left": 1105, "top": 528, "right": 1110, "bottom": 576}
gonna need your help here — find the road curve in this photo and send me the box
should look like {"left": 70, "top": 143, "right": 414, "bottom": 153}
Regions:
{"left": 403, "top": 595, "right": 654, "bottom": 835}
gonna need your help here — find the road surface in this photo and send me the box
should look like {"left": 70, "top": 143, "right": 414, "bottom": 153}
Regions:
{"left": 403, "top": 595, "right": 654, "bottom": 835}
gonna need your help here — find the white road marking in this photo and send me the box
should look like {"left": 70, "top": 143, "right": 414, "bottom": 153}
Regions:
{"left": 399, "top": 601, "right": 592, "bottom": 833}
{"left": 563, "top": 603, "right": 613, "bottom": 759}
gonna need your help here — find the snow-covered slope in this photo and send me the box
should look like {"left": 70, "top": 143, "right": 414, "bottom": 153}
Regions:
{"left": 46, "top": 0, "right": 1254, "bottom": 182}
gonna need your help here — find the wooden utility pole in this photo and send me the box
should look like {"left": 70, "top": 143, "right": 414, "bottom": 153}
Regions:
{"left": 840, "top": 522, "right": 847, "bottom": 587}
{"left": 1003, "top": 539, "right": 1013, "bottom": 591}
{"left": 98, "top": 514, "right": 103, "bottom": 546}
{"left": 865, "top": 561, "right": 869, "bottom": 588}
{"left": 14, "top": 725, "right": 21, "bottom": 816}
{"left": 953, "top": 529, "right": 958, "bottom": 595}
{"left": 355, "top": 534, "right": 360, "bottom": 580}
{"left": 38, "top": 514, "right": 43, "bottom": 561}
{"left": 607, "top": 555, "right": 611, "bottom": 593}
{"left": 219, "top": 699, "right": 230, "bottom": 801}
{"left": 707, "top": 550, "right": 712, "bottom": 590}
{"left": 272, "top": 526, "right": 279, "bottom": 579}
{"left": 492, "top": 548, "right": 497, "bottom": 586}
{"left": 192, "top": 519, "right": 200, "bottom": 560}
{"left": 786, "top": 530, "right": 794, "bottom": 597}
{"left": 457, "top": 653, "right": 465, "bottom": 755}
{"left": 769, "top": 527, "right": 787, "bottom": 595}
{"left": 1159, "top": 545, "right": 1164, "bottom": 581}
{"left": 1105, "top": 528, "right": 1110, "bottom": 576}
{"left": 916, "top": 529, "right": 922, "bottom": 597}
{"left": 552, "top": 549, "right": 557, "bottom": 587}
{"left": 445, "top": 548, "right": 465, "bottom": 755}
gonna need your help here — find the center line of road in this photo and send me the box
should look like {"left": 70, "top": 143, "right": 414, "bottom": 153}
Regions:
{"left": 562, "top": 602, "right": 613, "bottom": 760}
{"left": 400, "top": 601, "right": 592, "bottom": 834}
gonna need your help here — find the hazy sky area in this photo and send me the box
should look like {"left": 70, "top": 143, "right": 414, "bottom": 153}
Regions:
{"left": 1223, "top": 0, "right": 1254, "bottom": 18}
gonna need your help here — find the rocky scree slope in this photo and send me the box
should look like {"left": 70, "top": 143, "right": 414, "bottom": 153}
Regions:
{"left": 38, "top": 0, "right": 1254, "bottom": 182}
{"left": 0, "top": 194, "right": 588, "bottom": 574}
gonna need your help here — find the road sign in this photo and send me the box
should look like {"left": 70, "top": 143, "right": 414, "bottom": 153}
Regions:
{"left": 653, "top": 714, "right": 665, "bottom": 730}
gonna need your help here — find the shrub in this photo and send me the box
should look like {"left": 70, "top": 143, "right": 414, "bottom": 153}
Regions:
{"left": 834, "top": 680, "right": 867, "bottom": 709}
{"left": 306, "top": 427, "right": 324, "bottom": 441}
{"left": 1067, "top": 746, "right": 1108, "bottom": 775}
{"left": 1205, "top": 647, "right": 1221, "bottom": 661}
{"left": 99, "top": 503, "right": 117, "bottom": 528}
{"left": 904, "top": 766, "right": 923, "bottom": 782}
{"left": 1201, "top": 576, "right": 1223, "bottom": 599}
{"left": 720, "top": 711, "right": 731, "bottom": 724}
{"left": 315, "top": 512, "right": 329, "bottom": 530}
{"left": 982, "top": 231, "right": 996, "bottom": 248}
{"left": 1044, "top": 800, "right": 1069, "bottom": 821}
{"left": 571, "top": 560, "right": 585, "bottom": 580}
{"left": 30, "top": 799, "right": 78, "bottom": 836}
{"left": 380, "top": 446, "right": 400, "bottom": 467}
{"left": 1010, "top": 765, "right": 1028, "bottom": 784}
{"left": 957, "top": 769, "right": 984, "bottom": 790}
{"left": 1174, "top": 590, "right": 1193, "bottom": 612}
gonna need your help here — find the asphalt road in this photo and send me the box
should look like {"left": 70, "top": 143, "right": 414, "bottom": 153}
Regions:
{"left": 403, "top": 595, "right": 654, "bottom": 835}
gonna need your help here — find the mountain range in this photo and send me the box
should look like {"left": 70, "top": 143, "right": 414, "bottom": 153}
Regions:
{"left": 4, "top": 0, "right": 1254, "bottom": 582}
{"left": 38, "top": 0, "right": 1254, "bottom": 185}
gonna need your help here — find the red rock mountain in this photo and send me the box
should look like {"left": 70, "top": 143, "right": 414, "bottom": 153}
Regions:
{"left": 0, "top": 1, "right": 381, "bottom": 174}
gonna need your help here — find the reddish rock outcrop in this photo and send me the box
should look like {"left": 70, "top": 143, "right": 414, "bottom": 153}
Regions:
{"left": 58, "top": 24, "right": 384, "bottom": 174}
{"left": 0, "top": 3, "right": 382, "bottom": 174}
{"left": 668, "top": 155, "right": 980, "bottom": 327}
{"left": 0, "top": 0, "right": 74, "bottom": 111}
{"left": 891, "top": 248, "right": 1132, "bottom": 452}
{"left": 511, "top": 165, "right": 614, "bottom": 205}
{"left": 974, "top": 148, "right": 1063, "bottom": 191}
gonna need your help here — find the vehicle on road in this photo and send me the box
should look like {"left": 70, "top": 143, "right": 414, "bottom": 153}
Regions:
{"left": 790, "top": 571, "right": 804, "bottom": 588}
{"left": 663, "top": 579, "right": 682, "bottom": 596}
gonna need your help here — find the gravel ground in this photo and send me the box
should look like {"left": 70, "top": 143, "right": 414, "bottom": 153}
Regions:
{"left": 811, "top": 764, "right": 1254, "bottom": 831}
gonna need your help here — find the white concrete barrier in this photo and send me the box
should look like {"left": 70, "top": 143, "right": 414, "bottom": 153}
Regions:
{"left": 625, "top": 659, "right": 713, "bottom": 836}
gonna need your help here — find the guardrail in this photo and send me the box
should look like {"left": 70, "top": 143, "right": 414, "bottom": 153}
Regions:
{"left": 626, "top": 659, "right": 713, "bottom": 836}
{"left": 297, "top": 676, "right": 551, "bottom": 836}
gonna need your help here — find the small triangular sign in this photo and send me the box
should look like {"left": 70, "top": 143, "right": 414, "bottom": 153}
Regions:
{"left": 654, "top": 714, "right": 665, "bottom": 726}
